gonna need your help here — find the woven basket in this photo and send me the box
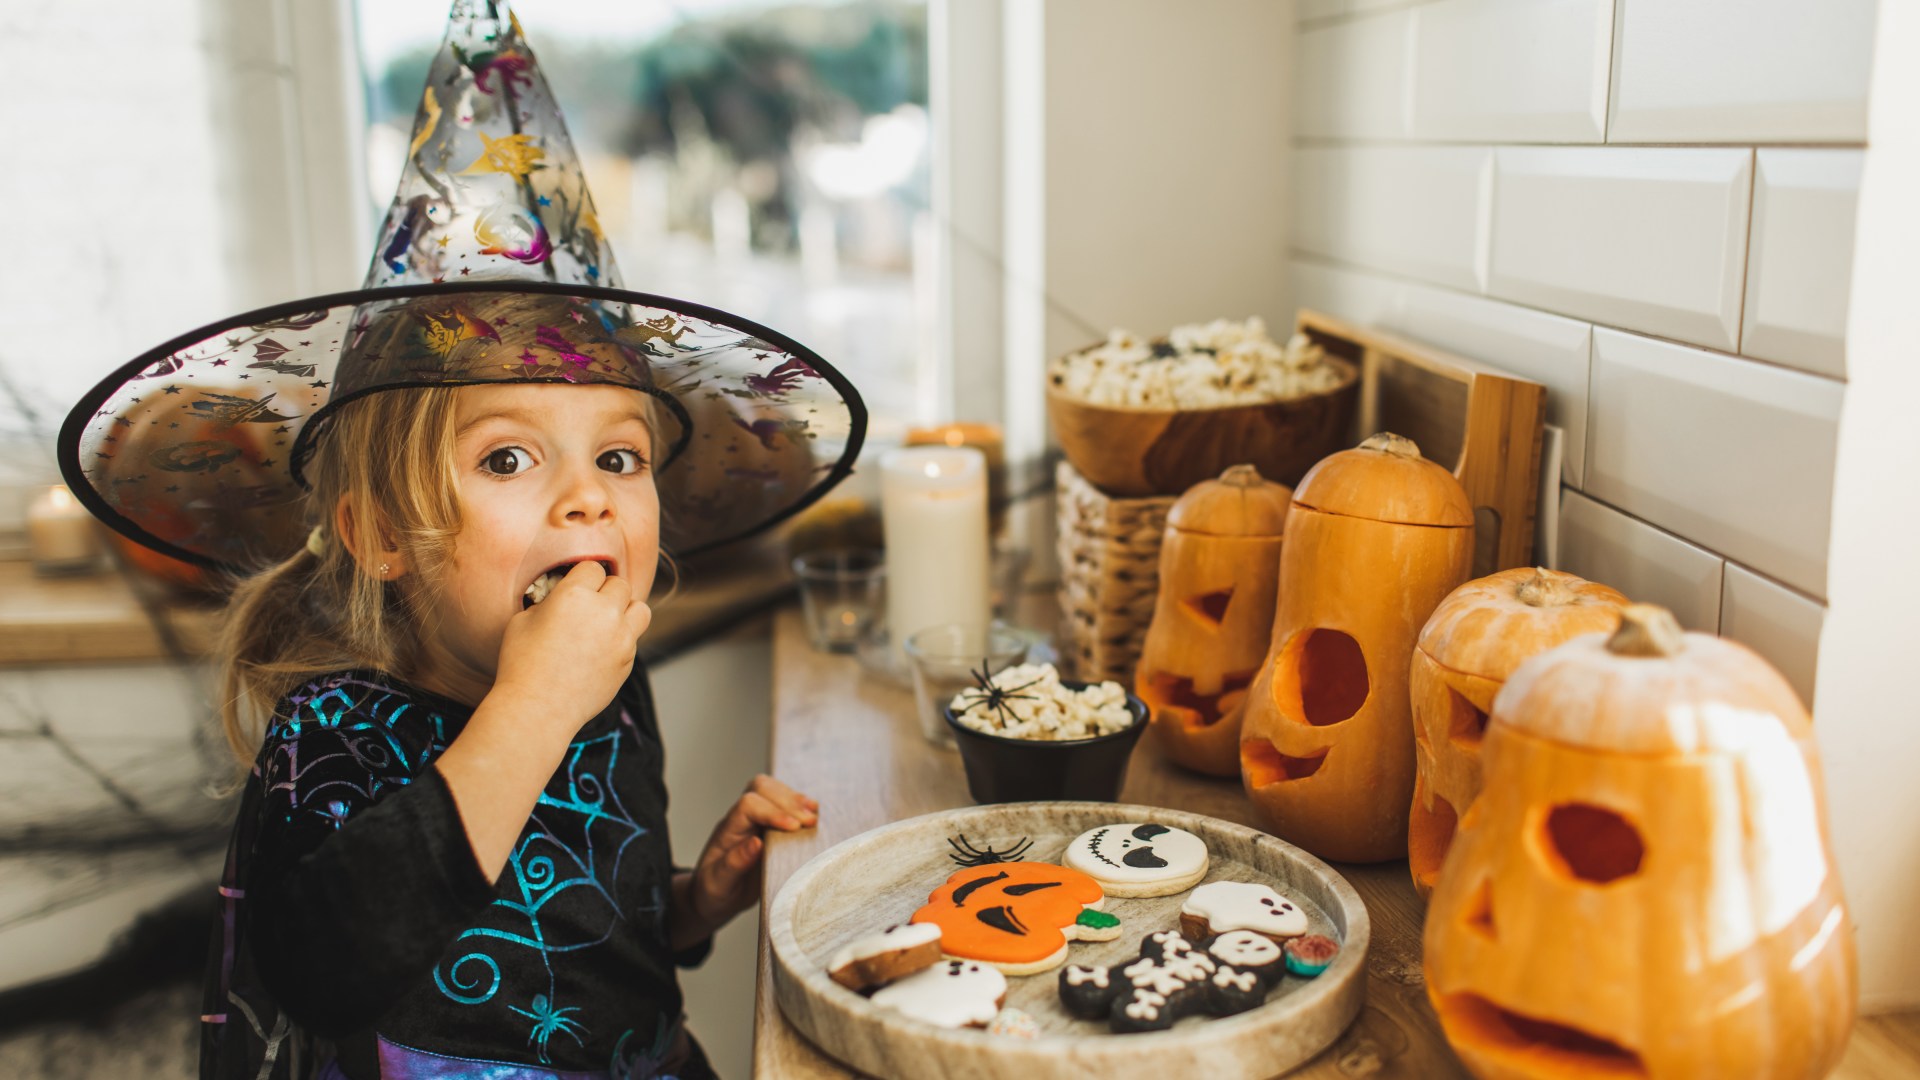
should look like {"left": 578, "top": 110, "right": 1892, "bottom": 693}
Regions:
{"left": 1054, "top": 460, "right": 1176, "bottom": 685}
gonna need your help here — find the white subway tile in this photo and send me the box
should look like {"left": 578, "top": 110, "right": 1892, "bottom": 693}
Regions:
{"left": 1608, "top": 0, "right": 1876, "bottom": 144}
{"left": 1742, "top": 150, "right": 1863, "bottom": 380}
{"left": 1382, "top": 282, "right": 1593, "bottom": 486}
{"left": 1587, "top": 329, "right": 1841, "bottom": 598}
{"left": 1558, "top": 489, "right": 1725, "bottom": 632}
{"left": 1291, "top": 259, "right": 1405, "bottom": 328}
{"left": 1294, "top": 10, "right": 1415, "bottom": 139}
{"left": 1720, "top": 563, "right": 1824, "bottom": 708}
{"left": 1489, "top": 147, "right": 1752, "bottom": 350}
{"left": 1411, "top": 0, "right": 1611, "bottom": 142}
{"left": 1293, "top": 146, "right": 1491, "bottom": 291}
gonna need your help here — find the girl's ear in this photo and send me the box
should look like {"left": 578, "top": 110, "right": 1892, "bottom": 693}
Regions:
{"left": 334, "top": 494, "right": 408, "bottom": 581}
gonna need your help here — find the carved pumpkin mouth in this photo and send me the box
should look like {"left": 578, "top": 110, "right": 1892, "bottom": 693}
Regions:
{"left": 1144, "top": 671, "right": 1256, "bottom": 729}
{"left": 1436, "top": 993, "right": 1647, "bottom": 1078}
{"left": 1240, "top": 738, "right": 1328, "bottom": 784}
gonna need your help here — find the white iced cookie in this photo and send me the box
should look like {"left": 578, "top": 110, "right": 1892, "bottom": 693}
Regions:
{"left": 826, "top": 923, "right": 943, "bottom": 991}
{"left": 870, "top": 959, "right": 1009, "bottom": 1028}
{"left": 1206, "top": 928, "right": 1283, "bottom": 970}
{"left": 1180, "top": 881, "right": 1309, "bottom": 941}
{"left": 1063, "top": 823, "right": 1210, "bottom": 897}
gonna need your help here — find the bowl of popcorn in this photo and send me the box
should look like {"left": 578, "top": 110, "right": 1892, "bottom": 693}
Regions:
{"left": 942, "top": 662, "right": 1149, "bottom": 804}
{"left": 1046, "top": 317, "right": 1358, "bottom": 497}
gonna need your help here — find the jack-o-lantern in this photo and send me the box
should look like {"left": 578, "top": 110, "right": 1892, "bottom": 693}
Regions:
{"left": 1136, "top": 464, "right": 1293, "bottom": 776}
{"left": 911, "top": 862, "right": 1112, "bottom": 972}
{"left": 1409, "top": 568, "right": 1627, "bottom": 897}
{"left": 1424, "top": 605, "right": 1856, "bottom": 1079}
{"left": 1239, "top": 432, "right": 1473, "bottom": 862}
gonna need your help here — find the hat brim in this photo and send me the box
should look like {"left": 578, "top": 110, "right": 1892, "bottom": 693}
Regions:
{"left": 60, "top": 280, "right": 867, "bottom": 573}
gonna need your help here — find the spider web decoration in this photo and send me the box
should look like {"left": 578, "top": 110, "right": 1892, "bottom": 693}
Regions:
{"left": 947, "top": 834, "right": 1034, "bottom": 867}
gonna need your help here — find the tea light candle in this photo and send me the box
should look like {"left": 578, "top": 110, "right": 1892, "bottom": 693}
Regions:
{"left": 881, "top": 446, "right": 990, "bottom": 661}
{"left": 26, "top": 484, "right": 102, "bottom": 575}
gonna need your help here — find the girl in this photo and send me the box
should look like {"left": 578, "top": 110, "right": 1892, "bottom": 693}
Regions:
{"left": 57, "top": 7, "right": 866, "bottom": 1076}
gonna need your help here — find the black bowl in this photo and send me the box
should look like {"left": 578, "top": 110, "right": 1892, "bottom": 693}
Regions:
{"left": 942, "top": 682, "right": 1150, "bottom": 804}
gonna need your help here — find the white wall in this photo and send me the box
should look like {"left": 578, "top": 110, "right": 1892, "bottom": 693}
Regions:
{"left": 1289, "top": 0, "right": 1874, "bottom": 713}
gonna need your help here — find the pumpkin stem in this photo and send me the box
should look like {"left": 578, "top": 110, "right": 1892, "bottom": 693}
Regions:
{"left": 1607, "top": 604, "right": 1684, "bottom": 658}
{"left": 1218, "top": 464, "right": 1264, "bottom": 488}
{"left": 1360, "top": 431, "right": 1421, "bottom": 459}
{"left": 1515, "top": 568, "right": 1577, "bottom": 608}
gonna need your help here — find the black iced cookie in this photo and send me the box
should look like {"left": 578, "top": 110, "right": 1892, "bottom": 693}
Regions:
{"left": 1204, "top": 929, "right": 1286, "bottom": 986}
{"left": 1064, "top": 929, "right": 1286, "bottom": 1033}
{"left": 1059, "top": 963, "right": 1116, "bottom": 1020}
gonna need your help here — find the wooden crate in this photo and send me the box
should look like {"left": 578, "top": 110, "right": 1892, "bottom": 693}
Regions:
{"left": 1054, "top": 460, "right": 1174, "bottom": 684}
{"left": 1295, "top": 309, "right": 1546, "bottom": 576}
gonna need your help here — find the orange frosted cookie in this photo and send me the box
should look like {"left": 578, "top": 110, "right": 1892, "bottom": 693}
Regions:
{"left": 910, "top": 862, "right": 1122, "bottom": 975}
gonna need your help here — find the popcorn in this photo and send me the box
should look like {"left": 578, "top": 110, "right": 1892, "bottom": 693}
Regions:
{"left": 949, "top": 663, "right": 1136, "bottom": 741}
{"left": 1047, "top": 317, "right": 1343, "bottom": 410}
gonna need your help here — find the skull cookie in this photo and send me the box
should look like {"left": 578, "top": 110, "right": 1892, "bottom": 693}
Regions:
{"left": 1179, "top": 880, "right": 1309, "bottom": 941}
{"left": 1063, "top": 823, "right": 1211, "bottom": 897}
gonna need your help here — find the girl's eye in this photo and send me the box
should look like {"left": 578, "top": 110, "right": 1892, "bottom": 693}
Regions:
{"left": 598, "top": 448, "right": 648, "bottom": 475}
{"left": 481, "top": 447, "right": 531, "bottom": 476}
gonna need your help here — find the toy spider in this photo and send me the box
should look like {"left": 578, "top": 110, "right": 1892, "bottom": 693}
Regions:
{"left": 958, "top": 661, "right": 1045, "bottom": 730}
{"left": 948, "top": 834, "right": 1034, "bottom": 867}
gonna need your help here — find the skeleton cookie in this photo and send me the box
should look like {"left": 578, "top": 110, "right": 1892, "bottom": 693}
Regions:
{"left": 1180, "top": 880, "right": 1309, "bottom": 941}
{"left": 1058, "top": 929, "right": 1282, "bottom": 1032}
{"left": 1063, "top": 823, "right": 1211, "bottom": 897}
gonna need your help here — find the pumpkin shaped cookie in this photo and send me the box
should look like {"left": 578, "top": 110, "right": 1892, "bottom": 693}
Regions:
{"left": 911, "top": 862, "right": 1121, "bottom": 975}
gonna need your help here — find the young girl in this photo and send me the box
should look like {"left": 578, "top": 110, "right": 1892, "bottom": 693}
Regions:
{"left": 56, "top": 8, "right": 865, "bottom": 1076}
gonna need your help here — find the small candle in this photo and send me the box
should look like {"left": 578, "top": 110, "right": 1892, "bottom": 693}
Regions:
{"left": 905, "top": 423, "right": 1005, "bottom": 530}
{"left": 881, "top": 446, "right": 990, "bottom": 662}
{"left": 27, "top": 484, "right": 102, "bottom": 576}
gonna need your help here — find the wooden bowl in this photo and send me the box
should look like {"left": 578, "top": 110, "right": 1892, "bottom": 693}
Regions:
{"left": 1046, "top": 357, "right": 1359, "bottom": 497}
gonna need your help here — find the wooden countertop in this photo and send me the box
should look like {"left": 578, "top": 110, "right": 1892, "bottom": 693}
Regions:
{"left": 753, "top": 602, "right": 1920, "bottom": 1079}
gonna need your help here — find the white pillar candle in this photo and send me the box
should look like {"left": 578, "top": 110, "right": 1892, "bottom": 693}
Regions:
{"left": 881, "top": 446, "right": 990, "bottom": 661}
{"left": 26, "top": 484, "right": 101, "bottom": 574}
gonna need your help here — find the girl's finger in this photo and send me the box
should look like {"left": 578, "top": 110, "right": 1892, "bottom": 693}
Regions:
{"left": 749, "top": 774, "right": 817, "bottom": 823}
{"left": 736, "top": 791, "right": 804, "bottom": 831}
{"left": 625, "top": 598, "right": 653, "bottom": 640}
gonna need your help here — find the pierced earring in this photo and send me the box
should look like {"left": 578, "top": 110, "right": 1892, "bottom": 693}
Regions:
{"left": 379, "top": 563, "right": 390, "bottom": 577}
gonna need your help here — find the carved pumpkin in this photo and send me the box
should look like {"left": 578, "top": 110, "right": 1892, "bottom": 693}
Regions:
{"left": 1424, "top": 605, "right": 1856, "bottom": 1079}
{"left": 1409, "top": 568, "right": 1627, "bottom": 897}
{"left": 1136, "top": 464, "right": 1293, "bottom": 776}
{"left": 1239, "top": 432, "right": 1473, "bottom": 863}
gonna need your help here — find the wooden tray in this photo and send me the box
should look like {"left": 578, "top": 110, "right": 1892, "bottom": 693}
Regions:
{"left": 1294, "top": 309, "right": 1546, "bottom": 577}
{"left": 768, "top": 801, "right": 1370, "bottom": 1080}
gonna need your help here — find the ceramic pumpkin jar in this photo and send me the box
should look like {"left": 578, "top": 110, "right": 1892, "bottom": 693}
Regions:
{"left": 1408, "top": 568, "right": 1628, "bottom": 897}
{"left": 1136, "top": 465, "right": 1293, "bottom": 776}
{"left": 1239, "top": 432, "right": 1473, "bottom": 862}
{"left": 1424, "top": 605, "right": 1856, "bottom": 1080}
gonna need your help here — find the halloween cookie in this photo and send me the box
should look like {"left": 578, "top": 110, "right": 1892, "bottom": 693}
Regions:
{"left": 1180, "top": 880, "right": 1308, "bottom": 941}
{"left": 870, "top": 959, "right": 1008, "bottom": 1028}
{"left": 1205, "top": 929, "right": 1285, "bottom": 981}
{"left": 911, "top": 862, "right": 1121, "bottom": 976}
{"left": 1283, "top": 934, "right": 1340, "bottom": 977}
{"left": 1063, "top": 823, "right": 1211, "bottom": 897}
{"left": 1059, "top": 929, "right": 1282, "bottom": 1032}
{"left": 826, "top": 923, "right": 943, "bottom": 992}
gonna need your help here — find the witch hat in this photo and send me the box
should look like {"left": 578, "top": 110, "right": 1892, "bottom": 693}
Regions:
{"left": 58, "top": 0, "right": 864, "bottom": 572}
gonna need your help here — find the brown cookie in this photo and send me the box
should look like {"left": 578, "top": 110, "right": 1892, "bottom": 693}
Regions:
{"left": 826, "top": 923, "right": 943, "bottom": 992}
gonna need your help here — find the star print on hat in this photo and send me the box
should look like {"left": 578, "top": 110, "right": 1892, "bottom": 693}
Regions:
{"left": 59, "top": 0, "right": 865, "bottom": 571}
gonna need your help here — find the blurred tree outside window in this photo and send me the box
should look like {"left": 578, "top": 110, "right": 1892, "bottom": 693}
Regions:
{"left": 357, "top": 0, "right": 931, "bottom": 435}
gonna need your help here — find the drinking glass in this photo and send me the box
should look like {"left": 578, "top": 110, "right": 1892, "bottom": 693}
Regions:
{"left": 792, "top": 549, "right": 884, "bottom": 653}
{"left": 903, "top": 623, "right": 1028, "bottom": 749}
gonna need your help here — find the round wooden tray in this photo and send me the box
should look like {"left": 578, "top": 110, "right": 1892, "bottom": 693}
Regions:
{"left": 768, "top": 801, "right": 1370, "bottom": 1080}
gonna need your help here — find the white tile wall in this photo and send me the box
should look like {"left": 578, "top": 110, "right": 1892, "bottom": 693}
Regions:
{"left": 1608, "top": 0, "right": 1877, "bottom": 144}
{"left": 1411, "top": 0, "right": 1611, "bottom": 143}
{"left": 1294, "top": 9, "right": 1415, "bottom": 139}
{"left": 1558, "top": 490, "right": 1725, "bottom": 632}
{"left": 1586, "top": 329, "right": 1841, "bottom": 599}
{"left": 1383, "top": 282, "right": 1593, "bottom": 486}
{"left": 1293, "top": 146, "right": 1492, "bottom": 290}
{"left": 1488, "top": 147, "right": 1753, "bottom": 351}
{"left": 1719, "top": 562, "right": 1824, "bottom": 708}
{"left": 1291, "top": 258, "right": 1404, "bottom": 328}
{"left": 1742, "top": 150, "right": 1863, "bottom": 379}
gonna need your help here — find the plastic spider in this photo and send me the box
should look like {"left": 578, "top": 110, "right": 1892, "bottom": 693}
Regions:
{"left": 958, "top": 662, "right": 1045, "bottom": 730}
{"left": 948, "top": 834, "right": 1034, "bottom": 867}
{"left": 510, "top": 993, "right": 587, "bottom": 1063}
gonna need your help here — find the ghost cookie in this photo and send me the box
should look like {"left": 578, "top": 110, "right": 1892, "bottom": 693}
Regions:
{"left": 870, "top": 959, "right": 1008, "bottom": 1028}
{"left": 911, "top": 862, "right": 1122, "bottom": 976}
{"left": 826, "top": 923, "right": 943, "bottom": 992}
{"left": 1180, "top": 881, "right": 1309, "bottom": 942}
{"left": 1064, "top": 823, "right": 1210, "bottom": 897}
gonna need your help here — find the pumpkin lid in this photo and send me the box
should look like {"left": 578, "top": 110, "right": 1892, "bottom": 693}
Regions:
{"left": 1417, "top": 567, "right": 1629, "bottom": 680}
{"left": 1492, "top": 604, "right": 1812, "bottom": 754}
{"left": 1291, "top": 432, "right": 1474, "bottom": 528}
{"left": 1167, "top": 464, "right": 1293, "bottom": 537}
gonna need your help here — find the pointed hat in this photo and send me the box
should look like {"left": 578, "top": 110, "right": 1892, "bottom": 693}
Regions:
{"left": 59, "top": 0, "right": 865, "bottom": 571}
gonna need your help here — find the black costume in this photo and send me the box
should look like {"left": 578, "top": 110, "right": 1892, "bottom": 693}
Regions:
{"left": 199, "top": 667, "right": 717, "bottom": 1079}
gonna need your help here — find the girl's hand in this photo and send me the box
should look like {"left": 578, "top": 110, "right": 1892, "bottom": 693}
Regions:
{"left": 686, "top": 775, "right": 818, "bottom": 931}
{"left": 493, "top": 560, "right": 652, "bottom": 735}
